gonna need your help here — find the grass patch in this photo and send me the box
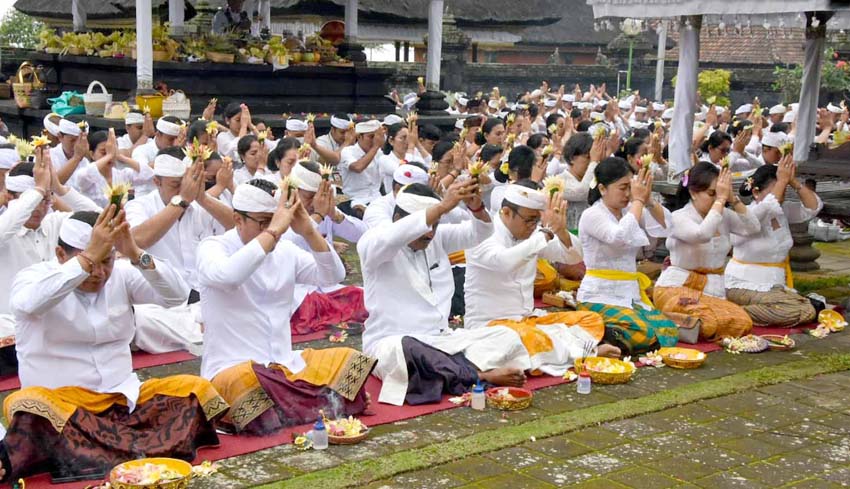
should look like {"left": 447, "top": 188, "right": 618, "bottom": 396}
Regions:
{"left": 794, "top": 274, "right": 850, "bottom": 295}
{"left": 258, "top": 352, "right": 850, "bottom": 489}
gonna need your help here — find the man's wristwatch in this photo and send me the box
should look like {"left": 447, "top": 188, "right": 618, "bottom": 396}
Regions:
{"left": 133, "top": 252, "right": 154, "bottom": 270}
{"left": 539, "top": 227, "right": 555, "bottom": 241}
{"left": 169, "top": 195, "right": 190, "bottom": 210}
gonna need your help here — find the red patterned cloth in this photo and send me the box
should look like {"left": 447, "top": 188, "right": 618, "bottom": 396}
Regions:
{"left": 289, "top": 286, "right": 368, "bottom": 335}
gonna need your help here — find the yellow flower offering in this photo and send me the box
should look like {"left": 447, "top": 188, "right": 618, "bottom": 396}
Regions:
{"left": 639, "top": 153, "right": 654, "bottom": 168}
{"left": 506, "top": 113, "right": 516, "bottom": 126}
{"left": 326, "top": 416, "right": 368, "bottom": 437}
{"left": 779, "top": 141, "right": 794, "bottom": 156}
{"left": 206, "top": 120, "right": 219, "bottom": 135}
{"left": 830, "top": 130, "right": 849, "bottom": 149}
{"left": 752, "top": 106, "right": 763, "bottom": 118}
{"left": 706, "top": 95, "right": 716, "bottom": 105}
{"left": 183, "top": 137, "right": 213, "bottom": 161}
{"left": 720, "top": 155, "right": 731, "bottom": 169}
{"left": 505, "top": 133, "right": 517, "bottom": 147}
{"left": 417, "top": 76, "right": 424, "bottom": 85}
{"left": 592, "top": 124, "right": 607, "bottom": 140}
{"left": 142, "top": 104, "right": 151, "bottom": 115}
{"left": 306, "top": 113, "right": 316, "bottom": 124}
{"left": 280, "top": 175, "right": 301, "bottom": 200}
{"left": 257, "top": 129, "right": 269, "bottom": 143}
{"left": 319, "top": 163, "right": 334, "bottom": 180}
{"left": 542, "top": 175, "right": 565, "bottom": 197}
{"left": 429, "top": 162, "right": 439, "bottom": 175}
{"left": 104, "top": 181, "right": 132, "bottom": 209}
{"left": 818, "top": 309, "right": 847, "bottom": 332}
{"left": 459, "top": 127, "right": 468, "bottom": 141}
{"left": 15, "top": 139, "right": 34, "bottom": 160}
{"left": 548, "top": 123, "right": 559, "bottom": 135}
{"left": 30, "top": 135, "right": 50, "bottom": 148}
{"left": 468, "top": 159, "right": 487, "bottom": 178}
{"left": 499, "top": 161, "right": 510, "bottom": 174}
{"left": 542, "top": 144, "right": 555, "bottom": 157}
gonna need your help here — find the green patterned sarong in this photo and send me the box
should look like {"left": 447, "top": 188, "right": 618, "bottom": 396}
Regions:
{"left": 578, "top": 302, "right": 679, "bottom": 355}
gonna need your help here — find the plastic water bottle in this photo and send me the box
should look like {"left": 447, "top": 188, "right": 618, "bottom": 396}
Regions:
{"left": 312, "top": 416, "right": 328, "bottom": 450}
{"left": 577, "top": 372, "right": 592, "bottom": 395}
{"left": 471, "top": 382, "right": 486, "bottom": 410}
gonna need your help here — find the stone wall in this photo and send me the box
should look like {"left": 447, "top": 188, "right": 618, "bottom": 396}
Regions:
{"left": 374, "top": 61, "right": 784, "bottom": 107}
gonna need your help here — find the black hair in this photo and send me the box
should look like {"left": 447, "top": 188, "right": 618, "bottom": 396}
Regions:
{"left": 382, "top": 122, "right": 407, "bottom": 155}
{"left": 588, "top": 157, "right": 633, "bottom": 205}
{"left": 246, "top": 177, "right": 278, "bottom": 196}
{"left": 58, "top": 211, "right": 99, "bottom": 252}
{"left": 728, "top": 119, "right": 753, "bottom": 137}
{"left": 500, "top": 178, "right": 541, "bottom": 211}
{"left": 299, "top": 160, "right": 321, "bottom": 175}
{"left": 392, "top": 183, "right": 441, "bottom": 219}
{"left": 631, "top": 128, "right": 651, "bottom": 141}
{"left": 700, "top": 130, "right": 732, "bottom": 153}
{"left": 474, "top": 117, "right": 504, "bottom": 146}
{"left": 88, "top": 130, "right": 109, "bottom": 153}
{"left": 739, "top": 164, "right": 778, "bottom": 198}
{"left": 464, "top": 115, "right": 484, "bottom": 130}
{"left": 770, "top": 122, "right": 790, "bottom": 134}
{"left": 420, "top": 124, "right": 442, "bottom": 142}
{"left": 253, "top": 118, "right": 267, "bottom": 128}
{"left": 570, "top": 108, "right": 582, "bottom": 119}
{"left": 619, "top": 137, "right": 645, "bottom": 161}
{"left": 156, "top": 146, "right": 184, "bottom": 159}
{"left": 480, "top": 143, "right": 503, "bottom": 162}
{"left": 431, "top": 140, "right": 454, "bottom": 165}
{"left": 442, "top": 132, "right": 460, "bottom": 145}
{"left": 670, "top": 161, "right": 720, "bottom": 211}
{"left": 563, "top": 132, "right": 593, "bottom": 163}
{"left": 276, "top": 136, "right": 300, "bottom": 153}
{"left": 223, "top": 102, "right": 242, "bottom": 121}
{"left": 237, "top": 134, "right": 259, "bottom": 157}
{"left": 495, "top": 145, "right": 535, "bottom": 184}
{"left": 576, "top": 120, "right": 593, "bottom": 132}
{"left": 545, "top": 113, "right": 563, "bottom": 132}
{"left": 526, "top": 133, "right": 548, "bottom": 150}
{"left": 528, "top": 104, "right": 539, "bottom": 119}
{"left": 8, "top": 162, "right": 33, "bottom": 178}
{"left": 187, "top": 120, "right": 209, "bottom": 142}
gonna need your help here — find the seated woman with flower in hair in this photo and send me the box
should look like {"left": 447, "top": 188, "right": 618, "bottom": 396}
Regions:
{"left": 725, "top": 156, "right": 822, "bottom": 327}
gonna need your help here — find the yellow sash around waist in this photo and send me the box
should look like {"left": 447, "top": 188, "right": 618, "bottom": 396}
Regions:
{"left": 585, "top": 269, "right": 654, "bottom": 307}
{"left": 448, "top": 250, "right": 466, "bottom": 266}
{"left": 730, "top": 257, "right": 793, "bottom": 289}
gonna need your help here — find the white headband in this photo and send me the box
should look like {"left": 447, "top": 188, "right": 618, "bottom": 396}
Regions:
{"left": 291, "top": 162, "right": 322, "bottom": 192}
{"left": 153, "top": 154, "right": 187, "bottom": 177}
{"left": 355, "top": 120, "right": 381, "bottom": 134}
{"left": 504, "top": 184, "right": 547, "bottom": 210}
{"left": 58, "top": 119, "right": 81, "bottom": 136}
{"left": 827, "top": 103, "right": 843, "bottom": 114}
{"left": 761, "top": 131, "right": 789, "bottom": 149}
{"left": 396, "top": 190, "right": 440, "bottom": 214}
{"left": 125, "top": 112, "right": 145, "bottom": 125}
{"left": 0, "top": 148, "right": 19, "bottom": 170}
{"left": 232, "top": 182, "right": 279, "bottom": 213}
{"left": 5, "top": 174, "right": 35, "bottom": 192}
{"left": 634, "top": 106, "right": 648, "bottom": 114}
{"left": 286, "top": 119, "right": 308, "bottom": 132}
{"left": 652, "top": 102, "right": 665, "bottom": 111}
{"left": 59, "top": 218, "right": 93, "bottom": 251}
{"left": 457, "top": 97, "right": 469, "bottom": 106}
{"left": 393, "top": 164, "right": 429, "bottom": 186}
{"left": 44, "top": 114, "right": 60, "bottom": 137}
{"left": 330, "top": 115, "right": 352, "bottom": 130}
{"left": 156, "top": 119, "right": 182, "bottom": 136}
{"left": 383, "top": 114, "right": 404, "bottom": 126}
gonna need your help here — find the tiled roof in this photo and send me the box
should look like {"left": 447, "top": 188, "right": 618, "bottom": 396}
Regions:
{"left": 666, "top": 26, "right": 806, "bottom": 65}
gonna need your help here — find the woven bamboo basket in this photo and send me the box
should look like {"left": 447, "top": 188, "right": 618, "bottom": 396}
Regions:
{"left": 486, "top": 387, "right": 533, "bottom": 411}
{"left": 328, "top": 428, "right": 370, "bottom": 445}
{"left": 574, "top": 357, "right": 635, "bottom": 384}
{"left": 657, "top": 347, "right": 706, "bottom": 369}
{"left": 109, "top": 458, "right": 192, "bottom": 489}
{"left": 206, "top": 51, "right": 235, "bottom": 63}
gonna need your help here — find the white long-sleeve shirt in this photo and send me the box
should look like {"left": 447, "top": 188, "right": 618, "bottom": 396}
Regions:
{"left": 726, "top": 194, "right": 822, "bottom": 292}
{"left": 464, "top": 216, "right": 582, "bottom": 329}
{"left": 656, "top": 202, "right": 760, "bottom": 298}
{"left": 75, "top": 163, "right": 155, "bottom": 208}
{"left": 216, "top": 131, "right": 240, "bottom": 162}
{"left": 339, "top": 143, "right": 382, "bottom": 208}
{"left": 560, "top": 162, "right": 598, "bottom": 230}
{"left": 577, "top": 201, "right": 670, "bottom": 309}
{"left": 0, "top": 189, "right": 99, "bottom": 316}
{"left": 49, "top": 144, "right": 90, "bottom": 191}
{"left": 125, "top": 191, "right": 225, "bottom": 290}
{"left": 364, "top": 192, "right": 470, "bottom": 228}
{"left": 358, "top": 210, "right": 493, "bottom": 356}
{"left": 197, "top": 229, "right": 345, "bottom": 380}
{"left": 10, "top": 257, "right": 188, "bottom": 409}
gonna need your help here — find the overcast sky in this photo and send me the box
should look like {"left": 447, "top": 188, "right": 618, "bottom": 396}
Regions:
{"left": 0, "top": 0, "right": 13, "bottom": 18}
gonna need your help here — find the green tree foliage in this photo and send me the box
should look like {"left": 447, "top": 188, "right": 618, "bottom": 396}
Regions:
{"left": 672, "top": 69, "right": 732, "bottom": 107}
{"left": 773, "top": 48, "right": 850, "bottom": 103}
{"left": 0, "top": 9, "right": 43, "bottom": 49}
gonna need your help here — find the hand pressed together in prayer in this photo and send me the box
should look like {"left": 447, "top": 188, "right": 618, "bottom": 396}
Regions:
{"left": 72, "top": 131, "right": 89, "bottom": 161}
{"left": 311, "top": 180, "right": 336, "bottom": 220}
{"left": 81, "top": 205, "right": 127, "bottom": 267}
{"left": 715, "top": 167, "right": 733, "bottom": 205}
{"left": 541, "top": 192, "right": 568, "bottom": 237}
{"left": 179, "top": 159, "right": 206, "bottom": 204}
{"left": 202, "top": 98, "right": 218, "bottom": 122}
{"left": 33, "top": 147, "right": 52, "bottom": 194}
{"left": 776, "top": 153, "right": 796, "bottom": 187}
{"left": 215, "top": 157, "right": 234, "bottom": 191}
{"left": 442, "top": 178, "right": 477, "bottom": 210}
{"left": 630, "top": 166, "right": 653, "bottom": 206}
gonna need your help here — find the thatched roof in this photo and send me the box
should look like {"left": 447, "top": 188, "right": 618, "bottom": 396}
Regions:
{"left": 15, "top": 0, "right": 561, "bottom": 26}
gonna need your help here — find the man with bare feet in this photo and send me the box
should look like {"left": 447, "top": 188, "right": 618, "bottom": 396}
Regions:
{"left": 358, "top": 180, "right": 530, "bottom": 406}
